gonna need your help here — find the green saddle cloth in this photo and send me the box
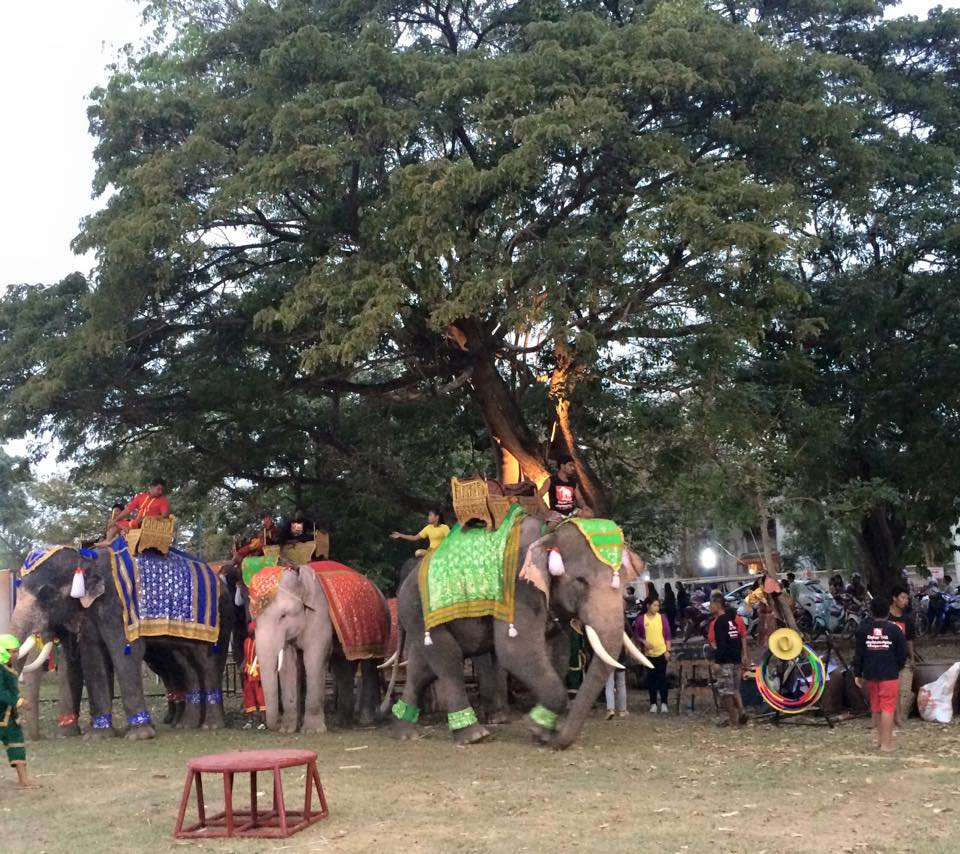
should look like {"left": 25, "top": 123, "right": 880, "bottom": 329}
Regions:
{"left": 561, "top": 518, "right": 623, "bottom": 569}
{"left": 420, "top": 504, "right": 526, "bottom": 630}
{"left": 242, "top": 555, "right": 280, "bottom": 586}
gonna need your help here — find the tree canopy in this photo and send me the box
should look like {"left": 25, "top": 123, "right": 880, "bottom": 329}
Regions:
{"left": 2, "top": 0, "right": 960, "bottom": 589}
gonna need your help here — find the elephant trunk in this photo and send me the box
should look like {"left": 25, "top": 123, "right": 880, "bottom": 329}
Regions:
{"left": 553, "top": 620, "right": 624, "bottom": 750}
{"left": 256, "top": 637, "right": 283, "bottom": 731}
{"left": 9, "top": 590, "right": 43, "bottom": 645}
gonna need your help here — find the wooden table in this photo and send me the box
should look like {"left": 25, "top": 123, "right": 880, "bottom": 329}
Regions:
{"left": 174, "top": 748, "right": 329, "bottom": 839}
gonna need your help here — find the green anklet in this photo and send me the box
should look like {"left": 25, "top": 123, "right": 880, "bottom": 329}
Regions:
{"left": 392, "top": 700, "right": 420, "bottom": 723}
{"left": 529, "top": 703, "right": 558, "bottom": 730}
{"left": 447, "top": 707, "right": 478, "bottom": 730}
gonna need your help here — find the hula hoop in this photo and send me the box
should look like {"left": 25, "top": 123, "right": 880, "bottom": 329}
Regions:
{"left": 755, "top": 642, "right": 826, "bottom": 714}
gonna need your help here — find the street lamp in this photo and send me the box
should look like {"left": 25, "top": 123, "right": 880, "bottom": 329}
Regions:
{"left": 699, "top": 547, "right": 719, "bottom": 571}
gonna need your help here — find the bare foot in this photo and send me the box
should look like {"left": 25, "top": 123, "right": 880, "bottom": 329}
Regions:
{"left": 879, "top": 744, "right": 896, "bottom": 753}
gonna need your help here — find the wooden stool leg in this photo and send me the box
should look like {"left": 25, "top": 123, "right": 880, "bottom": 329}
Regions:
{"left": 174, "top": 769, "right": 195, "bottom": 835}
{"left": 274, "top": 767, "right": 288, "bottom": 836}
{"left": 304, "top": 761, "right": 314, "bottom": 819}
{"left": 311, "top": 761, "right": 328, "bottom": 817}
{"left": 195, "top": 772, "right": 206, "bottom": 826}
{"left": 250, "top": 770, "right": 258, "bottom": 825}
{"left": 223, "top": 771, "right": 235, "bottom": 836}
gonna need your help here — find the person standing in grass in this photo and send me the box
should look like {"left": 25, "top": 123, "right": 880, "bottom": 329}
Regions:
{"left": 888, "top": 584, "right": 916, "bottom": 726}
{"left": 0, "top": 635, "right": 33, "bottom": 787}
{"left": 854, "top": 596, "right": 907, "bottom": 752}
{"left": 707, "top": 591, "right": 748, "bottom": 728}
{"left": 634, "top": 595, "right": 672, "bottom": 713}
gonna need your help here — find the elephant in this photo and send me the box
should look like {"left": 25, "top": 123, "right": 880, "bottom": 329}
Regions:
{"left": 9, "top": 545, "right": 232, "bottom": 739}
{"left": 253, "top": 564, "right": 391, "bottom": 734}
{"left": 391, "top": 517, "right": 648, "bottom": 748}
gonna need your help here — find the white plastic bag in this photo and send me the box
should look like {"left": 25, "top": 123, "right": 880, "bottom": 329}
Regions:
{"left": 917, "top": 662, "right": 960, "bottom": 724}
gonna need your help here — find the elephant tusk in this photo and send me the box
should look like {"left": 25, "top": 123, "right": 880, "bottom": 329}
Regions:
{"left": 21, "top": 641, "right": 54, "bottom": 673}
{"left": 18, "top": 636, "right": 36, "bottom": 658}
{"left": 585, "top": 625, "right": 624, "bottom": 670}
{"left": 622, "top": 632, "right": 654, "bottom": 669}
{"left": 277, "top": 647, "right": 284, "bottom": 673}
{"left": 399, "top": 659, "right": 408, "bottom": 668}
{"left": 378, "top": 650, "right": 399, "bottom": 670}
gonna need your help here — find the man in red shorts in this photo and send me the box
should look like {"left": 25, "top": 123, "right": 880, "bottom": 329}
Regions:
{"left": 854, "top": 596, "right": 907, "bottom": 752}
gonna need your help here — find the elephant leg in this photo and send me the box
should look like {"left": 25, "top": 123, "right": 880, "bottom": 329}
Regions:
{"left": 390, "top": 641, "right": 436, "bottom": 740}
{"left": 494, "top": 621, "right": 568, "bottom": 745}
{"left": 200, "top": 646, "right": 225, "bottom": 730}
{"left": 331, "top": 656, "right": 356, "bottom": 728}
{"left": 356, "top": 660, "right": 380, "bottom": 727}
{"left": 81, "top": 635, "right": 117, "bottom": 739}
{"left": 423, "top": 628, "right": 490, "bottom": 745}
{"left": 179, "top": 651, "right": 205, "bottom": 729}
{"left": 474, "top": 653, "right": 509, "bottom": 725}
{"left": 301, "top": 644, "right": 331, "bottom": 736}
{"left": 56, "top": 637, "right": 84, "bottom": 737}
{"left": 100, "top": 636, "right": 156, "bottom": 740}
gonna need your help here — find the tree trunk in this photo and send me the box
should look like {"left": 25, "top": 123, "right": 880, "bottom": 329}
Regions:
{"left": 856, "top": 506, "right": 902, "bottom": 594}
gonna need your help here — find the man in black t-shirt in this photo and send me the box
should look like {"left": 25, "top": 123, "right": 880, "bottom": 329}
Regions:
{"left": 707, "top": 591, "right": 748, "bottom": 728}
{"left": 537, "top": 455, "right": 589, "bottom": 521}
{"left": 854, "top": 597, "right": 907, "bottom": 752}
{"left": 888, "top": 584, "right": 916, "bottom": 726}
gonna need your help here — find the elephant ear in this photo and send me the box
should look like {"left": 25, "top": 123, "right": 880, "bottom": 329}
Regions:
{"left": 519, "top": 535, "right": 555, "bottom": 603}
{"left": 619, "top": 548, "right": 643, "bottom": 584}
{"left": 79, "top": 572, "right": 106, "bottom": 609}
{"left": 298, "top": 566, "right": 326, "bottom": 612}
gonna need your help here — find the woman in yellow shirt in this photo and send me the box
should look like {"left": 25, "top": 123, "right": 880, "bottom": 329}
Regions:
{"left": 390, "top": 508, "right": 451, "bottom": 557}
{"left": 633, "top": 595, "right": 673, "bottom": 714}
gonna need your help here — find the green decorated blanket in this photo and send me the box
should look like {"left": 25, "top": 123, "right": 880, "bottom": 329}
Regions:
{"left": 419, "top": 504, "right": 526, "bottom": 630}
{"left": 561, "top": 518, "right": 624, "bottom": 569}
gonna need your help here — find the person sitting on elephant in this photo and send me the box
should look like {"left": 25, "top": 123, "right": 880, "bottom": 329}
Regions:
{"left": 391, "top": 508, "right": 450, "bottom": 558}
{"left": 0, "top": 635, "right": 34, "bottom": 788}
{"left": 232, "top": 512, "right": 281, "bottom": 566}
{"left": 536, "top": 455, "right": 589, "bottom": 522}
{"left": 109, "top": 478, "right": 170, "bottom": 536}
{"left": 280, "top": 509, "right": 315, "bottom": 545}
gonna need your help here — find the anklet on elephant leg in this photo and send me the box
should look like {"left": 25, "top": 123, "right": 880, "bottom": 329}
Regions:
{"left": 447, "top": 707, "right": 479, "bottom": 731}
{"left": 186, "top": 690, "right": 203, "bottom": 705}
{"left": 92, "top": 713, "right": 113, "bottom": 730}
{"left": 392, "top": 700, "right": 420, "bottom": 723}
{"left": 529, "top": 704, "right": 558, "bottom": 730}
{"left": 205, "top": 689, "right": 223, "bottom": 705}
{"left": 127, "top": 710, "right": 152, "bottom": 727}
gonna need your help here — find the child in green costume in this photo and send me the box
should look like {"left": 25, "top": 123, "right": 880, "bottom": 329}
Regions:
{"left": 0, "top": 634, "right": 33, "bottom": 787}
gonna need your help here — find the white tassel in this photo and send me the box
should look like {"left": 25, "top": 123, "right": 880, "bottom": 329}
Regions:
{"left": 70, "top": 567, "right": 86, "bottom": 599}
{"left": 611, "top": 572, "right": 620, "bottom": 589}
{"left": 547, "top": 550, "right": 565, "bottom": 576}
{"left": 508, "top": 623, "right": 518, "bottom": 638}
{"left": 424, "top": 631, "right": 433, "bottom": 646}
{"left": 234, "top": 587, "right": 244, "bottom": 607}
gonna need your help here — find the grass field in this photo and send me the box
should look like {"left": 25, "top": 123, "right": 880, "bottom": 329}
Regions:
{"left": 7, "top": 672, "right": 960, "bottom": 854}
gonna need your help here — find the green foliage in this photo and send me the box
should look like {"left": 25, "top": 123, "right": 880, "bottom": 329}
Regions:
{"left": 3, "top": 1, "right": 960, "bottom": 587}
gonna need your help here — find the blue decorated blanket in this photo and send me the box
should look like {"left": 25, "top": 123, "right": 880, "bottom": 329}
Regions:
{"left": 110, "top": 538, "right": 220, "bottom": 644}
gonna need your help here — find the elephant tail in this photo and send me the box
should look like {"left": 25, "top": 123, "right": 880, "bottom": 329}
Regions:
{"left": 379, "top": 624, "right": 405, "bottom": 718}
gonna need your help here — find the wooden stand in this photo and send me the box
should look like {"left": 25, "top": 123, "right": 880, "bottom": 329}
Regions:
{"left": 174, "top": 749, "right": 328, "bottom": 839}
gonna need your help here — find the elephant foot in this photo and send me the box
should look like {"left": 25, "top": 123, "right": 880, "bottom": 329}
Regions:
{"left": 202, "top": 708, "right": 226, "bottom": 731}
{"left": 453, "top": 723, "right": 492, "bottom": 746}
{"left": 84, "top": 728, "right": 116, "bottom": 741}
{"left": 301, "top": 714, "right": 327, "bottom": 735}
{"left": 279, "top": 720, "right": 299, "bottom": 734}
{"left": 391, "top": 719, "right": 421, "bottom": 740}
{"left": 56, "top": 724, "right": 82, "bottom": 738}
{"left": 483, "top": 710, "right": 511, "bottom": 725}
{"left": 523, "top": 715, "right": 556, "bottom": 746}
{"left": 125, "top": 724, "right": 157, "bottom": 741}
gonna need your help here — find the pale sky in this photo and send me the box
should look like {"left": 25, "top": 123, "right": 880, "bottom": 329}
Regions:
{"left": 0, "top": 0, "right": 957, "bottom": 287}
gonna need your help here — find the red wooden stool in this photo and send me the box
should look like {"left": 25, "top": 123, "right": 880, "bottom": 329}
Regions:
{"left": 174, "top": 748, "right": 329, "bottom": 839}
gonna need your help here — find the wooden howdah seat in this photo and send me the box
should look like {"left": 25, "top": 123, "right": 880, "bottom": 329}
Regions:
{"left": 127, "top": 515, "right": 177, "bottom": 555}
{"left": 263, "top": 529, "right": 330, "bottom": 565}
{"left": 451, "top": 477, "right": 543, "bottom": 531}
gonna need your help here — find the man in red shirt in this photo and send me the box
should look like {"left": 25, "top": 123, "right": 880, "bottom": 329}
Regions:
{"left": 116, "top": 479, "right": 170, "bottom": 530}
{"left": 707, "top": 591, "right": 749, "bottom": 727}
